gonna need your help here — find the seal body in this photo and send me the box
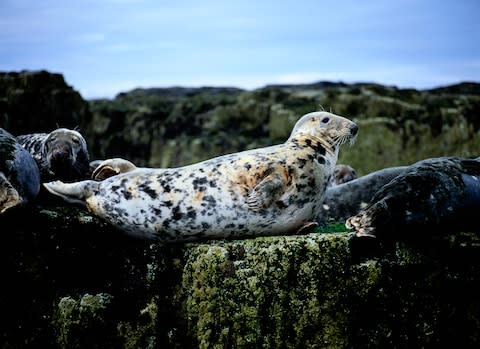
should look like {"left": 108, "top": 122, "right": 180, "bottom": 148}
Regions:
{"left": 0, "top": 128, "right": 40, "bottom": 213}
{"left": 319, "top": 166, "right": 408, "bottom": 224}
{"left": 44, "top": 111, "right": 358, "bottom": 241}
{"left": 17, "top": 128, "right": 90, "bottom": 182}
{"left": 346, "top": 157, "right": 480, "bottom": 240}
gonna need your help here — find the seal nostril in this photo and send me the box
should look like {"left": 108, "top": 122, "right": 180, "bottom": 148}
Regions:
{"left": 52, "top": 151, "right": 69, "bottom": 161}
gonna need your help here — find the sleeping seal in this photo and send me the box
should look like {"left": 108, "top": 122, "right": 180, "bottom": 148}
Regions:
{"left": 0, "top": 128, "right": 40, "bottom": 213}
{"left": 17, "top": 128, "right": 90, "bottom": 182}
{"left": 346, "top": 156, "right": 480, "bottom": 240}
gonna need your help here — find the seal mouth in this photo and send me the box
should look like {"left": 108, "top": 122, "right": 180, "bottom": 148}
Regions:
{"left": 334, "top": 131, "right": 357, "bottom": 147}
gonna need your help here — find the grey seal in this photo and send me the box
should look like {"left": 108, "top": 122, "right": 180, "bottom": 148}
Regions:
{"left": 346, "top": 156, "right": 480, "bottom": 240}
{"left": 328, "top": 164, "right": 358, "bottom": 187}
{"left": 43, "top": 111, "right": 358, "bottom": 241}
{"left": 319, "top": 166, "right": 408, "bottom": 224}
{"left": 0, "top": 128, "right": 40, "bottom": 213}
{"left": 17, "top": 128, "right": 90, "bottom": 182}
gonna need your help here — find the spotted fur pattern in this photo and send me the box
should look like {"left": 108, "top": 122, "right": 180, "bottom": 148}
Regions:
{"left": 44, "top": 112, "right": 358, "bottom": 241}
{"left": 17, "top": 128, "right": 90, "bottom": 182}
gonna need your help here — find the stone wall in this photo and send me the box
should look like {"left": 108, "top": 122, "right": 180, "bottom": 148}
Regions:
{"left": 1, "top": 204, "right": 480, "bottom": 348}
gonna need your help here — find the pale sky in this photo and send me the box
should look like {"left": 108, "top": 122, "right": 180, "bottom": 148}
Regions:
{"left": 1, "top": 0, "right": 479, "bottom": 99}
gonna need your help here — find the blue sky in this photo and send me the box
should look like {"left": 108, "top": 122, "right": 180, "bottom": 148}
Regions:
{"left": 1, "top": 0, "right": 479, "bottom": 99}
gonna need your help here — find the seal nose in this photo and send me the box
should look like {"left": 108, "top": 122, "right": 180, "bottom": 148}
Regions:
{"left": 350, "top": 124, "right": 358, "bottom": 136}
{"left": 51, "top": 150, "right": 70, "bottom": 162}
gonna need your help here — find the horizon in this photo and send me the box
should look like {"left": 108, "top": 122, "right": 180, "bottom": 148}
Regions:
{"left": 1, "top": 1, "right": 479, "bottom": 99}
{"left": 4, "top": 68, "right": 478, "bottom": 101}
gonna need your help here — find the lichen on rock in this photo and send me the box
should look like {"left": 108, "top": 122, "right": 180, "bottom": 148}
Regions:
{"left": 179, "top": 234, "right": 354, "bottom": 348}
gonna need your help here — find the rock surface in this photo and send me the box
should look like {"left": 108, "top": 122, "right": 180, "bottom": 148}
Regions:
{"left": 0, "top": 70, "right": 92, "bottom": 135}
{"left": 1, "top": 204, "right": 480, "bottom": 348}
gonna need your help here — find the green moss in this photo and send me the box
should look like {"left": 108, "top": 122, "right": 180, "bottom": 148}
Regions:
{"left": 118, "top": 299, "right": 158, "bottom": 349}
{"left": 54, "top": 293, "right": 115, "bottom": 349}
{"left": 314, "top": 223, "right": 350, "bottom": 234}
{"left": 180, "top": 233, "right": 353, "bottom": 348}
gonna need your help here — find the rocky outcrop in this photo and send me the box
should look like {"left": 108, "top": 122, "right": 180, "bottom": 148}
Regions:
{"left": 0, "top": 70, "right": 92, "bottom": 135}
{"left": 87, "top": 81, "right": 480, "bottom": 175}
{"left": 1, "top": 204, "right": 480, "bottom": 348}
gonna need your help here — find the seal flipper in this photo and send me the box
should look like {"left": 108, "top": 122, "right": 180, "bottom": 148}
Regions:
{"left": 0, "top": 173, "right": 22, "bottom": 213}
{"left": 91, "top": 158, "right": 137, "bottom": 180}
{"left": 246, "top": 171, "right": 287, "bottom": 211}
{"left": 43, "top": 180, "right": 98, "bottom": 205}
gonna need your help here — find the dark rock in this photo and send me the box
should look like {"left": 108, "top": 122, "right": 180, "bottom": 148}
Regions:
{"left": 2, "top": 203, "right": 480, "bottom": 347}
{"left": 0, "top": 70, "right": 92, "bottom": 135}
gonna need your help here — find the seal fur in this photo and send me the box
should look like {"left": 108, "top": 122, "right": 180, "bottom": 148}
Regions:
{"left": 319, "top": 166, "right": 408, "bottom": 225}
{"left": 17, "top": 128, "right": 90, "bottom": 182}
{"left": 0, "top": 128, "right": 40, "bottom": 213}
{"left": 346, "top": 156, "right": 480, "bottom": 240}
{"left": 328, "top": 164, "right": 357, "bottom": 187}
{"left": 44, "top": 111, "right": 358, "bottom": 241}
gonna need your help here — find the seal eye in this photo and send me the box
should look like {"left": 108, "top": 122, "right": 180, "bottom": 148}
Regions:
{"left": 321, "top": 117, "right": 330, "bottom": 124}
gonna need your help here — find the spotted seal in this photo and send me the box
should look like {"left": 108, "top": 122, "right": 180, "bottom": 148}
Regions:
{"left": 0, "top": 128, "right": 41, "bottom": 213}
{"left": 345, "top": 156, "right": 480, "bottom": 240}
{"left": 17, "top": 128, "right": 90, "bottom": 182}
{"left": 43, "top": 111, "right": 358, "bottom": 241}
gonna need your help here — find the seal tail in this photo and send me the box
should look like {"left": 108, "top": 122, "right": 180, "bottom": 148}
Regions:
{"left": 43, "top": 180, "right": 97, "bottom": 205}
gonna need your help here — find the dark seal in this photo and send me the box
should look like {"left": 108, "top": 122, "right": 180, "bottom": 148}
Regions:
{"left": 0, "top": 128, "right": 41, "bottom": 213}
{"left": 346, "top": 156, "right": 480, "bottom": 240}
{"left": 17, "top": 128, "right": 90, "bottom": 182}
{"left": 319, "top": 165, "right": 408, "bottom": 225}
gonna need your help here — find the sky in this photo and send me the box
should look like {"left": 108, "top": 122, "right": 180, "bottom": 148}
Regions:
{"left": 1, "top": 0, "right": 479, "bottom": 99}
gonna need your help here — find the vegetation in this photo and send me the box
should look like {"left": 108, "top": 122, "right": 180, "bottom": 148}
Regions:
{"left": 87, "top": 82, "right": 480, "bottom": 175}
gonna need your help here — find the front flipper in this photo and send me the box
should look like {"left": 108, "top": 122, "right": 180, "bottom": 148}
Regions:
{"left": 295, "top": 221, "right": 319, "bottom": 235}
{"left": 43, "top": 180, "right": 98, "bottom": 205}
{"left": 246, "top": 171, "right": 289, "bottom": 211}
{"left": 0, "top": 174, "right": 21, "bottom": 213}
{"left": 346, "top": 213, "right": 377, "bottom": 238}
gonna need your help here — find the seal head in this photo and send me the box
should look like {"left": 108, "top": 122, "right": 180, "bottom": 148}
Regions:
{"left": 17, "top": 128, "right": 90, "bottom": 182}
{"left": 328, "top": 164, "right": 357, "bottom": 187}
